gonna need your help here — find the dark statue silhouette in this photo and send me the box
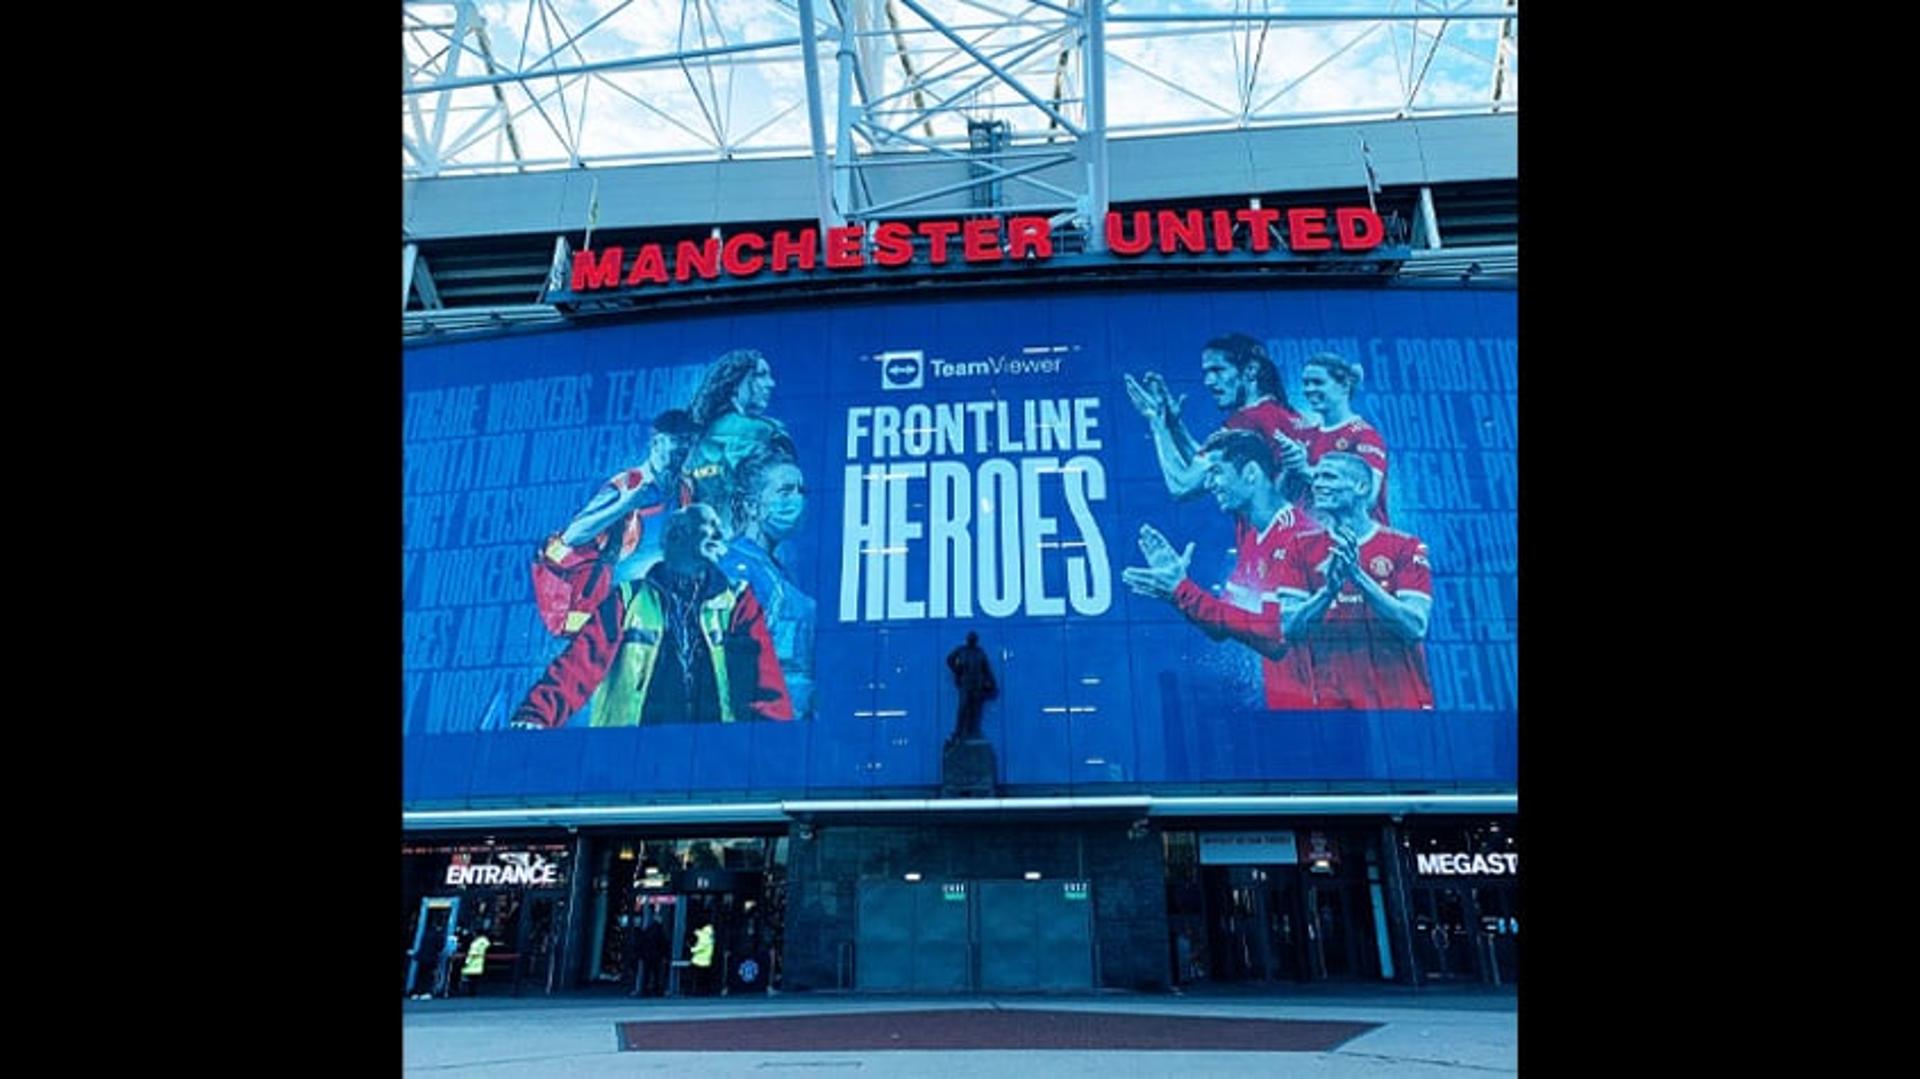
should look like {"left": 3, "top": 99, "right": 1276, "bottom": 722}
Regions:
{"left": 945, "top": 631, "right": 997, "bottom": 744}
{"left": 942, "top": 632, "right": 999, "bottom": 796}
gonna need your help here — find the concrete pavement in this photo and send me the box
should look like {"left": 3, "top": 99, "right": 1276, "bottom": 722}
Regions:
{"left": 403, "top": 990, "right": 1518, "bottom": 1076}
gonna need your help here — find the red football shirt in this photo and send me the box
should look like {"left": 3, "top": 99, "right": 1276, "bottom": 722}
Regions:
{"left": 1172, "top": 503, "right": 1320, "bottom": 709}
{"left": 1271, "top": 527, "right": 1434, "bottom": 709}
{"left": 1221, "top": 398, "right": 1315, "bottom": 461}
{"left": 1301, "top": 416, "right": 1390, "bottom": 524}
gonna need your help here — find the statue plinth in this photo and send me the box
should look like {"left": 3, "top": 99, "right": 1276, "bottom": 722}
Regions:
{"left": 941, "top": 738, "right": 998, "bottom": 798}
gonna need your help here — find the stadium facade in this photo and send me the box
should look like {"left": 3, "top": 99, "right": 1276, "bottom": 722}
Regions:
{"left": 403, "top": 0, "right": 1517, "bottom": 999}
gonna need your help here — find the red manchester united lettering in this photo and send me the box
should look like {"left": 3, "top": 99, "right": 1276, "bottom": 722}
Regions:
{"left": 568, "top": 204, "right": 1386, "bottom": 293}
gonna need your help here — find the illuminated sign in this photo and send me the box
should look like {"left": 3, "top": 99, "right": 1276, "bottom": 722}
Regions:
{"left": 1199, "top": 832, "right": 1300, "bottom": 866}
{"left": 1414, "top": 852, "right": 1518, "bottom": 877}
{"left": 445, "top": 852, "right": 563, "bottom": 888}
{"left": 566, "top": 205, "right": 1387, "bottom": 293}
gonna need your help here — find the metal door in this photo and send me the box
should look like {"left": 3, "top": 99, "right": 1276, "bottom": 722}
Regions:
{"left": 855, "top": 881, "right": 970, "bottom": 991}
{"left": 858, "top": 879, "right": 1090, "bottom": 991}
{"left": 979, "top": 880, "right": 1092, "bottom": 991}
{"left": 854, "top": 881, "right": 915, "bottom": 990}
{"left": 912, "top": 883, "right": 971, "bottom": 991}
{"left": 1028, "top": 881, "right": 1093, "bottom": 990}
{"left": 978, "top": 881, "right": 1036, "bottom": 990}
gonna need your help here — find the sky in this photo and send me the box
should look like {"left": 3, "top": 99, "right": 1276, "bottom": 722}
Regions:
{"left": 404, "top": 0, "right": 1517, "bottom": 174}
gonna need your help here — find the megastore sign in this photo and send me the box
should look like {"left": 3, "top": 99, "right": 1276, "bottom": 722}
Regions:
{"left": 1414, "top": 852, "right": 1518, "bottom": 877}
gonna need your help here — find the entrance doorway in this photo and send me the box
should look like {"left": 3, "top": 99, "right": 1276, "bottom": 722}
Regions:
{"left": 404, "top": 897, "right": 459, "bottom": 996}
{"left": 1473, "top": 885, "right": 1519, "bottom": 985}
{"left": 1202, "top": 865, "right": 1302, "bottom": 983}
{"left": 1400, "top": 818, "right": 1520, "bottom": 986}
{"left": 1410, "top": 886, "right": 1477, "bottom": 982}
{"left": 517, "top": 894, "right": 567, "bottom": 995}
{"left": 1304, "top": 881, "right": 1374, "bottom": 980}
{"left": 590, "top": 836, "right": 784, "bottom": 994}
{"left": 1181, "top": 829, "right": 1387, "bottom": 987}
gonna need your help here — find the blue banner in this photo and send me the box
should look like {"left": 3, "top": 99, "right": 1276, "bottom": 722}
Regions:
{"left": 404, "top": 286, "right": 1515, "bottom": 803}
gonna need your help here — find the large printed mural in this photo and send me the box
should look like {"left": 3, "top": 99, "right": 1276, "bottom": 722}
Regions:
{"left": 404, "top": 286, "right": 1516, "bottom": 802}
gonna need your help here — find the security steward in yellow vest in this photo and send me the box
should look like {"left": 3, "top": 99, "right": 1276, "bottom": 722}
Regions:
{"left": 510, "top": 504, "right": 794, "bottom": 728}
{"left": 689, "top": 923, "right": 717, "bottom": 995}
{"left": 460, "top": 932, "right": 490, "bottom": 995}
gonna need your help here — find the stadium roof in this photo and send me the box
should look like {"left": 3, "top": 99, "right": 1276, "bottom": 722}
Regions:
{"left": 404, "top": 2, "right": 1517, "bottom": 332}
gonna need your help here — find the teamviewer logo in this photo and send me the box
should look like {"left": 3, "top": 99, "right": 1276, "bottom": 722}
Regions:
{"left": 879, "top": 350, "right": 925, "bottom": 390}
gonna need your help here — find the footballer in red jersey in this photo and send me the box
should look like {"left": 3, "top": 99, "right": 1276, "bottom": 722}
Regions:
{"left": 1274, "top": 452, "right": 1434, "bottom": 710}
{"left": 1124, "top": 333, "right": 1314, "bottom": 503}
{"left": 1121, "top": 429, "right": 1318, "bottom": 709}
{"left": 1299, "top": 354, "right": 1390, "bottom": 524}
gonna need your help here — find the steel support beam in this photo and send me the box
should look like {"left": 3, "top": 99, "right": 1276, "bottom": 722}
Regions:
{"left": 401, "top": 243, "right": 445, "bottom": 310}
{"left": 798, "top": 0, "right": 845, "bottom": 240}
{"left": 1418, "top": 185, "right": 1444, "bottom": 249}
{"left": 853, "top": 154, "right": 1074, "bottom": 216}
{"left": 1107, "top": 10, "right": 1520, "bottom": 24}
{"left": 413, "top": 249, "right": 444, "bottom": 310}
{"left": 1082, "top": 0, "right": 1109, "bottom": 251}
{"left": 847, "top": 122, "right": 1080, "bottom": 202}
{"left": 896, "top": 0, "right": 1084, "bottom": 137}
{"left": 401, "top": 36, "right": 805, "bottom": 96}
{"left": 863, "top": 24, "right": 1070, "bottom": 140}
{"left": 423, "top": 0, "right": 476, "bottom": 177}
{"left": 1491, "top": 0, "right": 1518, "bottom": 105}
{"left": 834, "top": 7, "right": 859, "bottom": 218}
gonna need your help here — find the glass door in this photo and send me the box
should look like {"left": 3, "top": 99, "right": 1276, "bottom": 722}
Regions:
{"left": 1410, "top": 886, "right": 1478, "bottom": 982}
{"left": 1259, "top": 871, "right": 1302, "bottom": 983}
{"left": 517, "top": 895, "right": 566, "bottom": 995}
{"left": 1305, "top": 883, "right": 1376, "bottom": 980}
{"left": 1203, "top": 866, "right": 1303, "bottom": 984}
{"left": 1473, "top": 885, "right": 1519, "bottom": 986}
{"left": 405, "top": 897, "right": 459, "bottom": 997}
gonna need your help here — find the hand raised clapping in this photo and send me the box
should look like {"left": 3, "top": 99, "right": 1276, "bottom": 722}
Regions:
{"left": 1122, "top": 371, "right": 1185, "bottom": 427}
{"left": 1324, "top": 527, "right": 1360, "bottom": 587}
{"left": 1120, "top": 523, "right": 1195, "bottom": 600}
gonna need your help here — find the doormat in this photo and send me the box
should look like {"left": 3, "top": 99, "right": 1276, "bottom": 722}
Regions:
{"left": 615, "top": 1009, "right": 1379, "bottom": 1052}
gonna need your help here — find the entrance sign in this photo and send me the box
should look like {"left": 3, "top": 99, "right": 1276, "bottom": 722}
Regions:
{"left": 1199, "top": 831, "right": 1299, "bottom": 865}
{"left": 445, "top": 851, "right": 565, "bottom": 888}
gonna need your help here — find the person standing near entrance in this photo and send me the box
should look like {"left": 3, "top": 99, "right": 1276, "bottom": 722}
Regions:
{"left": 639, "top": 912, "right": 669, "bottom": 997}
{"left": 689, "top": 922, "right": 716, "bottom": 995}
{"left": 620, "top": 904, "right": 642, "bottom": 996}
{"left": 461, "top": 928, "right": 491, "bottom": 996}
